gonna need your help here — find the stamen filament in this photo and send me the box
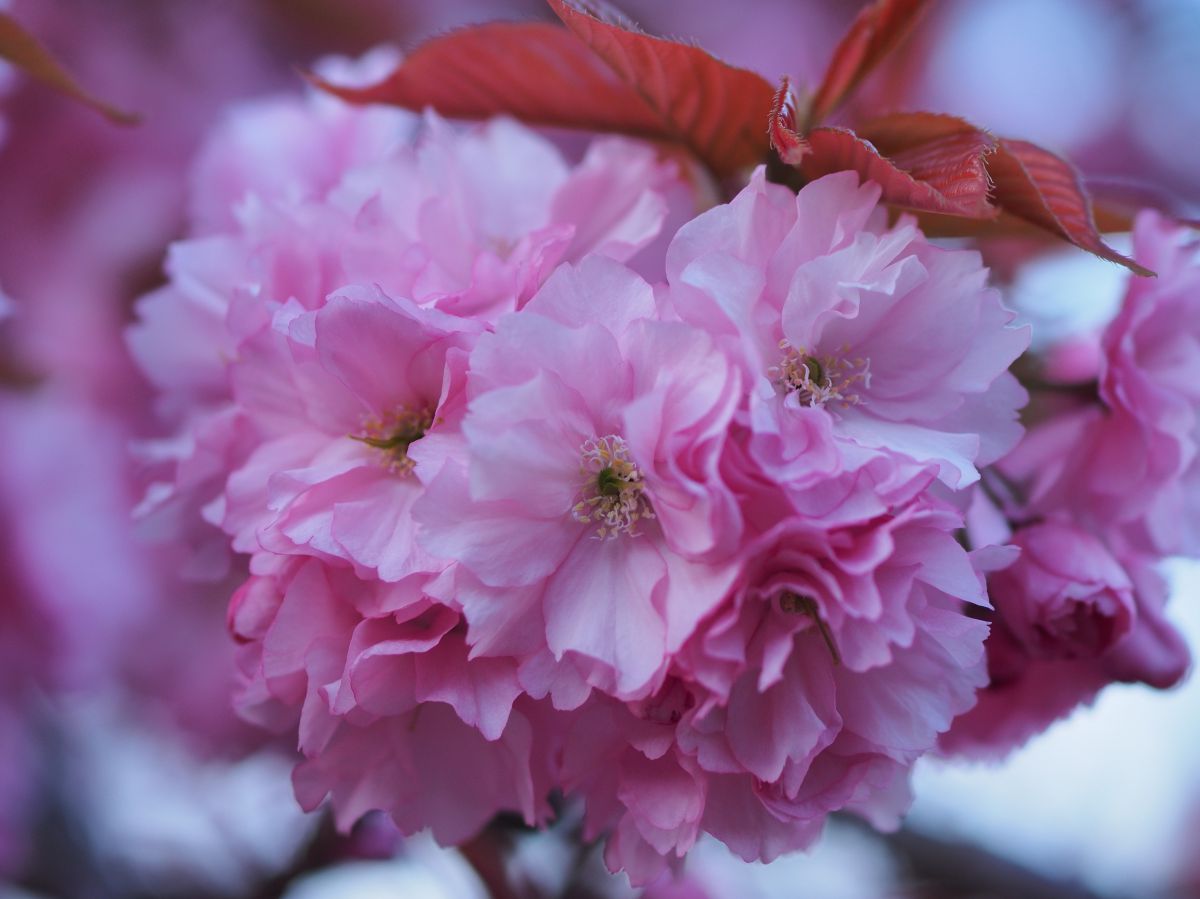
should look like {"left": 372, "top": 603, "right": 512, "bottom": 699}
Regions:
{"left": 572, "top": 435, "right": 655, "bottom": 539}
{"left": 353, "top": 406, "right": 433, "bottom": 476}
{"left": 769, "top": 340, "right": 870, "bottom": 408}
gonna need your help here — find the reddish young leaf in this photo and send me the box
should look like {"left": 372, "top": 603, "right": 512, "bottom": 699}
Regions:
{"left": 768, "top": 77, "right": 810, "bottom": 165}
{"left": 313, "top": 22, "right": 665, "bottom": 140}
{"left": 855, "top": 112, "right": 997, "bottom": 218}
{"left": 857, "top": 111, "right": 989, "bottom": 154}
{"left": 988, "top": 138, "right": 1151, "bottom": 276}
{"left": 318, "top": 3, "right": 776, "bottom": 177}
{"left": 0, "top": 11, "right": 138, "bottom": 124}
{"left": 798, "top": 124, "right": 997, "bottom": 219}
{"left": 545, "top": 0, "right": 777, "bottom": 176}
{"left": 807, "top": 0, "right": 930, "bottom": 127}
{"left": 780, "top": 112, "right": 1149, "bottom": 273}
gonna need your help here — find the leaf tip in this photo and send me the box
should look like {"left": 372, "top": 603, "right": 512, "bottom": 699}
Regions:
{"left": 102, "top": 105, "right": 141, "bottom": 127}
{"left": 303, "top": 66, "right": 382, "bottom": 107}
{"left": 0, "top": 11, "right": 141, "bottom": 126}
{"left": 769, "top": 77, "right": 810, "bottom": 165}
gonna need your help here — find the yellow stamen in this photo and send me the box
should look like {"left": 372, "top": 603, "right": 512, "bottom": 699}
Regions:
{"left": 769, "top": 340, "right": 870, "bottom": 408}
{"left": 571, "top": 435, "right": 655, "bottom": 539}
{"left": 352, "top": 406, "right": 433, "bottom": 476}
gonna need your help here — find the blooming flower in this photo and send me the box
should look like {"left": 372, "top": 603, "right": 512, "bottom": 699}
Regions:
{"left": 988, "top": 522, "right": 1136, "bottom": 660}
{"left": 664, "top": 169, "right": 1029, "bottom": 490}
{"left": 128, "top": 65, "right": 683, "bottom": 579}
{"left": 1009, "top": 212, "right": 1200, "bottom": 558}
{"left": 229, "top": 554, "right": 554, "bottom": 844}
{"left": 119, "top": 41, "right": 1168, "bottom": 877}
{"left": 170, "top": 148, "right": 1037, "bottom": 880}
{"left": 416, "top": 256, "right": 743, "bottom": 703}
{"left": 548, "top": 489, "right": 989, "bottom": 880}
{"left": 409, "top": 230, "right": 1002, "bottom": 879}
{"left": 219, "top": 286, "right": 478, "bottom": 585}
{"left": 934, "top": 213, "right": 1199, "bottom": 758}
{"left": 120, "top": 54, "right": 706, "bottom": 878}
{"left": 1087, "top": 214, "right": 1200, "bottom": 556}
{"left": 945, "top": 547, "right": 1190, "bottom": 758}
{"left": 5, "top": 0, "right": 1200, "bottom": 890}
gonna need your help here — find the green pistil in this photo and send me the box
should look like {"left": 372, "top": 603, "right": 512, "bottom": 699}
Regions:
{"left": 354, "top": 425, "right": 424, "bottom": 453}
{"left": 595, "top": 466, "right": 623, "bottom": 497}
{"left": 352, "top": 408, "right": 433, "bottom": 476}
{"left": 778, "top": 591, "right": 841, "bottom": 665}
{"left": 803, "top": 356, "right": 825, "bottom": 386}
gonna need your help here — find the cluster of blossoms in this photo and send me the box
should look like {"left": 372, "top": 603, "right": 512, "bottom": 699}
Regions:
{"left": 944, "top": 212, "right": 1198, "bottom": 756}
{"left": 129, "top": 56, "right": 1195, "bottom": 883}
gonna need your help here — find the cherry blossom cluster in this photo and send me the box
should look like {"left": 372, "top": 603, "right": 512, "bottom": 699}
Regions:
{"left": 943, "top": 212, "right": 1198, "bottom": 756}
{"left": 128, "top": 65, "right": 1196, "bottom": 883}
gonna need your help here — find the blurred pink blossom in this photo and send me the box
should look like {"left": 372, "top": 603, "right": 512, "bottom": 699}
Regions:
{"left": 989, "top": 522, "right": 1135, "bottom": 661}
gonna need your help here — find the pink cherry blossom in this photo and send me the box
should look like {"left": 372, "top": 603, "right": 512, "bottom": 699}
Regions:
{"left": 935, "top": 520, "right": 1132, "bottom": 757}
{"left": 229, "top": 554, "right": 554, "bottom": 845}
{"left": 5, "top": 0, "right": 1200, "bottom": 890}
{"left": 111, "top": 37, "right": 1192, "bottom": 880}
{"left": 219, "top": 286, "right": 478, "bottom": 585}
{"left": 988, "top": 521, "right": 1135, "bottom": 660}
{"left": 416, "top": 256, "right": 743, "bottom": 703}
{"left": 943, "top": 548, "right": 1189, "bottom": 759}
{"left": 1008, "top": 213, "right": 1200, "bottom": 557}
{"left": 943, "top": 522, "right": 1189, "bottom": 759}
{"left": 551, "top": 491, "right": 988, "bottom": 881}
{"left": 1093, "top": 213, "right": 1200, "bottom": 555}
{"left": 406, "top": 246, "right": 997, "bottom": 881}
{"left": 188, "top": 48, "right": 416, "bottom": 237}
{"left": 171, "top": 136, "right": 1038, "bottom": 880}
{"left": 665, "top": 169, "right": 1029, "bottom": 489}
{"left": 128, "top": 72, "right": 684, "bottom": 580}
{"left": 940, "top": 213, "right": 1199, "bottom": 758}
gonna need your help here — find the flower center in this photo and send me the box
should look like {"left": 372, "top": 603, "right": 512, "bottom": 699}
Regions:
{"left": 352, "top": 406, "right": 433, "bottom": 476}
{"left": 571, "top": 435, "right": 655, "bottom": 540}
{"left": 770, "top": 340, "right": 870, "bottom": 408}
{"left": 778, "top": 590, "right": 841, "bottom": 665}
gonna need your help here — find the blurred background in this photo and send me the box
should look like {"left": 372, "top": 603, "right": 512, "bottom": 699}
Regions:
{"left": 1, "top": 1, "right": 1199, "bottom": 897}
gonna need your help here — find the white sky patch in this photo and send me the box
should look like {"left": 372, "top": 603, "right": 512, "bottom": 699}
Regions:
{"left": 918, "top": 0, "right": 1125, "bottom": 153}
{"left": 1004, "top": 243, "right": 1131, "bottom": 353}
{"left": 65, "top": 697, "right": 315, "bottom": 896}
{"left": 282, "top": 834, "right": 488, "bottom": 899}
{"left": 681, "top": 823, "right": 901, "bottom": 899}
